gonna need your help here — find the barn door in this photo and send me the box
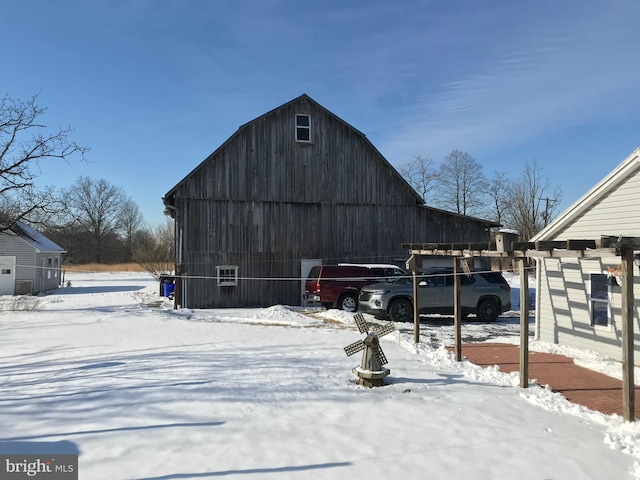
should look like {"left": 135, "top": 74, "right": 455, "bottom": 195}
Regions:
{"left": 0, "top": 256, "right": 16, "bottom": 295}
{"left": 300, "top": 259, "right": 322, "bottom": 306}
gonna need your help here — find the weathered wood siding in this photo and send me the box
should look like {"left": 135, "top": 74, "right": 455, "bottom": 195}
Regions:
{"left": 168, "top": 95, "right": 494, "bottom": 308}
{"left": 176, "top": 201, "right": 491, "bottom": 308}
{"left": 537, "top": 256, "right": 640, "bottom": 365}
{"left": 178, "top": 98, "right": 418, "bottom": 206}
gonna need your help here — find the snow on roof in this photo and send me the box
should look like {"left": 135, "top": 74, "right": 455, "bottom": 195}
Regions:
{"left": 11, "top": 221, "right": 66, "bottom": 253}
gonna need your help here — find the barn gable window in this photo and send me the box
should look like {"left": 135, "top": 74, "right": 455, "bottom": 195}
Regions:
{"left": 589, "top": 273, "right": 610, "bottom": 328}
{"left": 216, "top": 265, "right": 239, "bottom": 286}
{"left": 295, "top": 114, "right": 311, "bottom": 142}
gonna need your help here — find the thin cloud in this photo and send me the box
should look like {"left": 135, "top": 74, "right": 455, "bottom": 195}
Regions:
{"left": 379, "top": 3, "right": 640, "bottom": 162}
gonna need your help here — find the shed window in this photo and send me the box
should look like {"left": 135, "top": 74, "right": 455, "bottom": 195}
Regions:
{"left": 216, "top": 265, "right": 239, "bottom": 287}
{"left": 589, "top": 273, "right": 610, "bottom": 327}
{"left": 295, "top": 114, "right": 311, "bottom": 142}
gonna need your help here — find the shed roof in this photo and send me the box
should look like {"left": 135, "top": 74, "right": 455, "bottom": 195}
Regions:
{"left": 531, "top": 147, "right": 640, "bottom": 242}
{"left": 8, "top": 222, "right": 66, "bottom": 253}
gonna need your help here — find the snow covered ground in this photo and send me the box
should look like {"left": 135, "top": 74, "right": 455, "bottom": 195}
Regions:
{"left": 2, "top": 271, "right": 640, "bottom": 479}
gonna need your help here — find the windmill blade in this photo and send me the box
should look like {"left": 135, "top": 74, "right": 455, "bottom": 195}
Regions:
{"left": 372, "top": 344, "right": 388, "bottom": 365}
{"left": 375, "top": 323, "right": 395, "bottom": 338}
{"left": 344, "top": 339, "right": 365, "bottom": 357}
{"left": 353, "top": 313, "right": 368, "bottom": 334}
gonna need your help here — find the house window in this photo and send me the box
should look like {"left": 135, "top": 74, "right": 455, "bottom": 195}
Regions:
{"left": 295, "top": 114, "right": 311, "bottom": 142}
{"left": 589, "top": 273, "right": 610, "bottom": 327}
{"left": 216, "top": 265, "right": 239, "bottom": 286}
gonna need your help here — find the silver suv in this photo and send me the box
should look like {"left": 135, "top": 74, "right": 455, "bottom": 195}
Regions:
{"left": 358, "top": 267, "right": 511, "bottom": 322}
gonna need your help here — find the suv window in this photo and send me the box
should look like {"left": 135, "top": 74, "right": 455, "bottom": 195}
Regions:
{"left": 479, "top": 272, "right": 508, "bottom": 284}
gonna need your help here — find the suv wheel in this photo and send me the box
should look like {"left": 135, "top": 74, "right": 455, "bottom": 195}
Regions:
{"left": 388, "top": 298, "right": 413, "bottom": 322}
{"left": 476, "top": 299, "right": 499, "bottom": 322}
{"left": 339, "top": 293, "right": 358, "bottom": 312}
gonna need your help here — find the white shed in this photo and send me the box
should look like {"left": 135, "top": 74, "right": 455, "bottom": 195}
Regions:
{"left": 530, "top": 147, "right": 640, "bottom": 364}
{"left": 0, "top": 222, "right": 65, "bottom": 295}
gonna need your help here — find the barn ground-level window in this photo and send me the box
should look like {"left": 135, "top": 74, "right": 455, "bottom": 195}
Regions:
{"left": 295, "top": 114, "right": 311, "bottom": 142}
{"left": 216, "top": 265, "right": 239, "bottom": 286}
{"left": 589, "top": 273, "right": 610, "bottom": 327}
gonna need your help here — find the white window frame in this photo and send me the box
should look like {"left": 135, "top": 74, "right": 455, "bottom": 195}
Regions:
{"left": 216, "top": 265, "right": 239, "bottom": 287}
{"left": 589, "top": 272, "right": 611, "bottom": 329}
{"left": 295, "top": 114, "right": 311, "bottom": 142}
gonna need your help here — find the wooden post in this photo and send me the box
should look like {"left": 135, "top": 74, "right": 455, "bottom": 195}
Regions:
{"left": 621, "top": 245, "right": 635, "bottom": 421}
{"left": 412, "top": 255, "right": 421, "bottom": 344}
{"left": 454, "top": 257, "right": 462, "bottom": 362}
{"left": 519, "top": 257, "right": 529, "bottom": 388}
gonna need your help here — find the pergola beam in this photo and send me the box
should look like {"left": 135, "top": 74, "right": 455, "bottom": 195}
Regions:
{"left": 403, "top": 235, "right": 638, "bottom": 421}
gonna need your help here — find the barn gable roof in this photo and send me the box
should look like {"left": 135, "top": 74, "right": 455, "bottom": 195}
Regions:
{"left": 163, "top": 93, "right": 424, "bottom": 208}
{"left": 531, "top": 147, "right": 640, "bottom": 242}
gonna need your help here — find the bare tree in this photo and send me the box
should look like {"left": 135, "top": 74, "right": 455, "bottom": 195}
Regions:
{"left": 434, "top": 150, "right": 487, "bottom": 216}
{"left": 132, "top": 220, "right": 174, "bottom": 280}
{"left": 62, "top": 177, "right": 128, "bottom": 263}
{"left": 486, "top": 171, "right": 510, "bottom": 224}
{"left": 503, "top": 159, "right": 562, "bottom": 240}
{"left": 0, "top": 94, "right": 88, "bottom": 229}
{"left": 398, "top": 154, "right": 436, "bottom": 203}
{"left": 118, "top": 199, "right": 145, "bottom": 262}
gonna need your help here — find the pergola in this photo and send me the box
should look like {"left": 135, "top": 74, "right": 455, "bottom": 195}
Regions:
{"left": 402, "top": 234, "right": 639, "bottom": 421}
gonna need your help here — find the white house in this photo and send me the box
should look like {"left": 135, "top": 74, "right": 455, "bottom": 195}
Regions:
{"left": 0, "top": 222, "right": 65, "bottom": 295}
{"left": 530, "top": 147, "right": 640, "bottom": 364}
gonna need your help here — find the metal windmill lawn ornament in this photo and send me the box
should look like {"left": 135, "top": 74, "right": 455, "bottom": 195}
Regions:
{"left": 344, "top": 313, "right": 395, "bottom": 387}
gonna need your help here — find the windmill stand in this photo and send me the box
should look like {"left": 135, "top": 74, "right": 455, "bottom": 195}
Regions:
{"left": 344, "top": 313, "right": 395, "bottom": 387}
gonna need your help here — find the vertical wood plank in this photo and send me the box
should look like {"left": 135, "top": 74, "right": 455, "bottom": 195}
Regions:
{"left": 621, "top": 245, "right": 635, "bottom": 421}
{"left": 454, "top": 257, "right": 462, "bottom": 362}
{"left": 412, "top": 255, "right": 421, "bottom": 344}
{"left": 519, "top": 258, "right": 530, "bottom": 388}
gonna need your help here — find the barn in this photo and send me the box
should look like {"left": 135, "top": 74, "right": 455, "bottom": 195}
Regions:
{"left": 530, "top": 147, "right": 640, "bottom": 364}
{"left": 0, "top": 221, "right": 65, "bottom": 295}
{"left": 162, "top": 94, "right": 498, "bottom": 308}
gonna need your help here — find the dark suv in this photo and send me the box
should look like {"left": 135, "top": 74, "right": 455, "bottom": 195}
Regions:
{"left": 358, "top": 267, "right": 511, "bottom": 322}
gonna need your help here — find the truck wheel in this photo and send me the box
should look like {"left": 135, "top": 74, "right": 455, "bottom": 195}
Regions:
{"left": 388, "top": 298, "right": 413, "bottom": 322}
{"left": 339, "top": 293, "right": 358, "bottom": 312}
{"left": 476, "top": 299, "right": 499, "bottom": 322}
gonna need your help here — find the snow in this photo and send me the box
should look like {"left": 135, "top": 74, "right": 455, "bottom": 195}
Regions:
{"left": 2, "top": 272, "right": 640, "bottom": 479}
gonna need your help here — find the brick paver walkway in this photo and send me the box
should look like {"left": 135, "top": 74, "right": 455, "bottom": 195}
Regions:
{"left": 455, "top": 343, "right": 640, "bottom": 418}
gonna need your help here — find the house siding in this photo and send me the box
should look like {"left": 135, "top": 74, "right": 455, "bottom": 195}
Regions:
{"left": 552, "top": 165, "right": 640, "bottom": 240}
{"left": 0, "top": 235, "right": 36, "bottom": 292}
{"left": 537, "top": 256, "right": 640, "bottom": 365}
{"left": 0, "top": 230, "right": 64, "bottom": 295}
{"left": 35, "top": 252, "right": 63, "bottom": 292}
{"left": 531, "top": 149, "right": 640, "bottom": 364}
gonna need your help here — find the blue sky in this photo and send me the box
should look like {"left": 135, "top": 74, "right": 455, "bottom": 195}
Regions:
{"left": 2, "top": 1, "right": 639, "bottom": 225}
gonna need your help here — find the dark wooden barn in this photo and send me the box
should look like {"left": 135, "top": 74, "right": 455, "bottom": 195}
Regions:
{"left": 162, "top": 94, "right": 498, "bottom": 308}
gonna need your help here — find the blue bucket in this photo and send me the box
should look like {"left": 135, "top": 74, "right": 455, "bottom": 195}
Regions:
{"left": 163, "top": 282, "right": 175, "bottom": 297}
